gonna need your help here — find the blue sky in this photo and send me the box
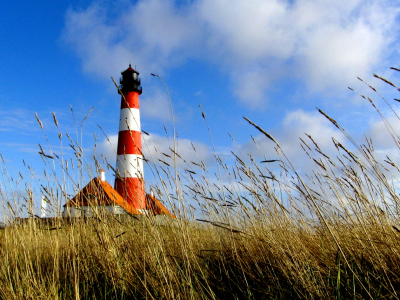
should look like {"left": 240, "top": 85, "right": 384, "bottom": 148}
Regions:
{"left": 2, "top": 0, "right": 400, "bottom": 215}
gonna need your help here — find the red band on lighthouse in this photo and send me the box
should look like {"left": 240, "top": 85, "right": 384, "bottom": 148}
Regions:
{"left": 121, "top": 92, "right": 139, "bottom": 109}
{"left": 117, "top": 131, "right": 142, "bottom": 155}
{"left": 115, "top": 65, "right": 146, "bottom": 211}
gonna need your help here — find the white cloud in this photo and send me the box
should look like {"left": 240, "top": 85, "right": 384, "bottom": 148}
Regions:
{"left": 122, "top": 0, "right": 201, "bottom": 59}
{"left": 237, "top": 106, "right": 400, "bottom": 190}
{"left": 366, "top": 111, "right": 400, "bottom": 151}
{"left": 63, "top": 0, "right": 400, "bottom": 108}
{"left": 296, "top": 15, "right": 387, "bottom": 94}
{"left": 95, "top": 133, "right": 118, "bottom": 165}
{"left": 62, "top": 0, "right": 201, "bottom": 80}
{"left": 240, "top": 109, "right": 347, "bottom": 172}
{"left": 231, "top": 67, "right": 275, "bottom": 109}
{"left": 141, "top": 88, "right": 172, "bottom": 122}
{"left": 63, "top": 5, "right": 128, "bottom": 78}
{"left": 197, "top": 0, "right": 294, "bottom": 61}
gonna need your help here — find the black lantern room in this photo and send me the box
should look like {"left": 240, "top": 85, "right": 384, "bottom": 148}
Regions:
{"left": 119, "top": 64, "right": 142, "bottom": 95}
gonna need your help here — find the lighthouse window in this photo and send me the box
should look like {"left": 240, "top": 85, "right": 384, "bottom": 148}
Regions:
{"left": 133, "top": 73, "right": 137, "bottom": 80}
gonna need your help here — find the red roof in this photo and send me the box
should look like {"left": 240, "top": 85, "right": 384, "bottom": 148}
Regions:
{"left": 146, "top": 194, "right": 176, "bottom": 218}
{"left": 64, "top": 177, "right": 140, "bottom": 214}
{"left": 121, "top": 64, "right": 136, "bottom": 74}
{"left": 64, "top": 177, "right": 175, "bottom": 217}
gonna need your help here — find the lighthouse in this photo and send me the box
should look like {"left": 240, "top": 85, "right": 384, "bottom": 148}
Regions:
{"left": 114, "top": 64, "right": 146, "bottom": 212}
{"left": 62, "top": 65, "right": 176, "bottom": 219}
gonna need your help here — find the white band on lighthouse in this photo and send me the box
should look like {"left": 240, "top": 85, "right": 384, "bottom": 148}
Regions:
{"left": 119, "top": 108, "right": 141, "bottom": 132}
{"left": 116, "top": 154, "right": 144, "bottom": 178}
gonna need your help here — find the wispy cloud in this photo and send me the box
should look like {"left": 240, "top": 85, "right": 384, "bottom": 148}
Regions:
{"left": 0, "top": 108, "right": 40, "bottom": 133}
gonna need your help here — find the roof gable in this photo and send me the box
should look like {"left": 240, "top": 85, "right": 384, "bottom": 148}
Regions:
{"left": 146, "top": 194, "right": 176, "bottom": 218}
{"left": 64, "top": 178, "right": 140, "bottom": 214}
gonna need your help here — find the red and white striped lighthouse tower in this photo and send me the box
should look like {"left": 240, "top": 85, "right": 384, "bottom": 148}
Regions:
{"left": 115, "top": 64, "right": 146, "bottom": 211}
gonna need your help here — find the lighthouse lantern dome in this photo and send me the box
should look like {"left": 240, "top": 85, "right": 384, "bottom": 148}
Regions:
{"left": 119, "top": 64, "right": 142, "bottom": 95}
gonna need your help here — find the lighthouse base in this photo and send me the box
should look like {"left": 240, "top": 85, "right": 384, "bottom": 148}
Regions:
{"left": 115, "top": 177, "right": 146, "bottom": 210}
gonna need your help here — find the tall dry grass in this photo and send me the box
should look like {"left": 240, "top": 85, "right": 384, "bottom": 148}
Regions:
{"left": 0, "top": 70, "right": 400, "bottom": 299}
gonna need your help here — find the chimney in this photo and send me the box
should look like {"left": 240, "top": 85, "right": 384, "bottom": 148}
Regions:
{"left": 100, "top": 169, "right": 106, "bottom": 182}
